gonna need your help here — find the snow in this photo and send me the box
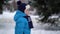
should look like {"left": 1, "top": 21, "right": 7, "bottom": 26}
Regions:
{"left": 0, "top": 11, "right": 60, "bottom": 34}
{"left": 0, "top": 11, "right": 16, "bottom": 19}
{"left": 31, "top": 29, "right": 60, "bottom": 34}
{"left": 49, "top": 15, "right": 59, "bottom": 19}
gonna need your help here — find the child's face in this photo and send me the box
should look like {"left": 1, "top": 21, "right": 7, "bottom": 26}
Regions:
{"left": 24, "top": 5, "right": 30, "bottom": 15}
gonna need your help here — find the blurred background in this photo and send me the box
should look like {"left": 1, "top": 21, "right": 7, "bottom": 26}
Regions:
{"left": 0, "top": 0, "right": 60, "bottom": 34}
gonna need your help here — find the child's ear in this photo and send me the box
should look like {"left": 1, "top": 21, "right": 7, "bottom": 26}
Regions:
{"left": 26, "top": 5, "right": 30, "bottom": 9}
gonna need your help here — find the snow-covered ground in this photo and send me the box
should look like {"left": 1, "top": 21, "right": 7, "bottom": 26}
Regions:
{"left": 0, "top": 11, "right": 60, "bottom": 34}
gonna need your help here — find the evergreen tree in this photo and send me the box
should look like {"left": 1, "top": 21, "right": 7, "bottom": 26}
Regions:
{"left": 31, "top": 0, "right": 60, "bottom": 23}
{"left": 0, "top": 0, "right": 4, "bottom": 14}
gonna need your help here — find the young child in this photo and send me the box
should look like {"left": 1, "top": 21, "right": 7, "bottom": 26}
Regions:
{"left": 14, "top": 1, "right": 31, "bottom": 34}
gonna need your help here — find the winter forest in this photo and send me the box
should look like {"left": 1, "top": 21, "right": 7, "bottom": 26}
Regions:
{"left": 0, "top": 0, "right": 60, "bottom": 34}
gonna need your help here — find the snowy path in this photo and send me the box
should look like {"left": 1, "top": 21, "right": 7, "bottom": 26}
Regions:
{"left": 0, "top": 11, "right": 60, "bottom": 34}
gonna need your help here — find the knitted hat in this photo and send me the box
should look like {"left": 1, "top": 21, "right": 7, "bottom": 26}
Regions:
{"left": 17, "top": 1, "right": 22, "bottom": 6}
{"left": 17, "top": 3, "right": 27, "bottom": 13}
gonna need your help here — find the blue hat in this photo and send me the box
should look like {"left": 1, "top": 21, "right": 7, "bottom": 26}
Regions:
{"left": 18, "top": 3, "right": 27, "bottom": 13}
{"left": 17, "top": 1, "right": 21, "bottom": 6}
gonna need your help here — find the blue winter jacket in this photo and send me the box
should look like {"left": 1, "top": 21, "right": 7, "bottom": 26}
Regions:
{"left": 14, "top": 10, "right": 27, "bottom": 22}
{"left": 14, "top": 10, "right": 30, "bottom": 34}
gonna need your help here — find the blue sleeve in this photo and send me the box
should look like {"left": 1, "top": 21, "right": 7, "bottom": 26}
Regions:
{"left": 14, "top": 11, "right": 20, "bottom": 22}
{"left": 14, "top": 10, "right": 26, "bottom": 22}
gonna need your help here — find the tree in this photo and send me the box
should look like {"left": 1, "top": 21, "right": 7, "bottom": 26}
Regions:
{"left": 0, "top": 0, "right": 4, "bottom": 14}
{"left": 31, "top": 0, "right": 60, "bottom": 24}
